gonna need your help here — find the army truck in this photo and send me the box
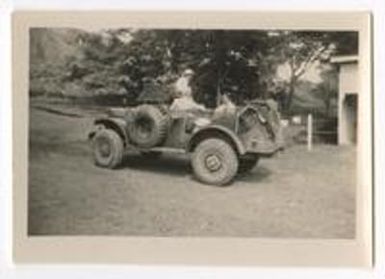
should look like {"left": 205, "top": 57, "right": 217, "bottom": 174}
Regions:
{"left": 88, "top": 94, "right": 284, "bottom": 186}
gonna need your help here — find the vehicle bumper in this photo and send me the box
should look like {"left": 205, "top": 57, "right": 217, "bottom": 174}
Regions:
{"left": 245, "top": 138, "right": 285, "bottom": 157}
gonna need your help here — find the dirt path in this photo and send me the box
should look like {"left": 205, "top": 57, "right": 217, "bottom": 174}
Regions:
{"left": 28, "top": 108, "right": 356, "bottom": 238}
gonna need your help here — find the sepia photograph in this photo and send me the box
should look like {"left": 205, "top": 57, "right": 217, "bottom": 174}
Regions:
{"left": 27, "top": 27, "right": 358, "bottom": 238}
{"left": 12, "top": 11, "right": 372, "bottom": 265}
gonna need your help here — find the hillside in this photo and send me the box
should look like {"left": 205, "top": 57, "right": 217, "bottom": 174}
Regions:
{"left": 30, "top": 28, "right": 84, "bottom": 66}
{"left": 29, "top": 28, "right": 130, "bottom": 100}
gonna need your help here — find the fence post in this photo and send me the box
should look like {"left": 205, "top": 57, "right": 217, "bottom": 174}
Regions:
{"left": 307, "top": 113, "right": 313, "bottom": 151}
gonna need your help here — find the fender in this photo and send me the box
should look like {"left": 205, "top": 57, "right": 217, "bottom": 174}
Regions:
{"left": 89, "top": 117, "right": 129, "bottom": 146}
{"left": 187, "top": 125, "right": 246, "bottom": 155}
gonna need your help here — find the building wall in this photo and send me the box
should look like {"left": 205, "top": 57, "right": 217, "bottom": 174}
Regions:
{"left": 338, "top": 62, "right": 358, "bottom": 145}
{"left": 339, "top": 63, "right": 359, "bottom": 95}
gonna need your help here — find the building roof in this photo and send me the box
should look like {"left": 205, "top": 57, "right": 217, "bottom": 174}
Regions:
{"left": 330, "top": 55, "right": 358, "bottom": 64}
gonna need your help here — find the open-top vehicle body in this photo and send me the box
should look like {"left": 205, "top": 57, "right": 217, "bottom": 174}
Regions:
{"left": 89, "top": 99, "right": 284, "bottom": 186}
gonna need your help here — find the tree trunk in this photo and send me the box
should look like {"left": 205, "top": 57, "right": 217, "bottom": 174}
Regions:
{"left": 285, "top": 77, "right": 296, "bottom": 114}
{"left": 216, "top": 70, "right": 221, "bottom": 106}
{"left": 213, "top": 30, "right": 226, "bottom": 107}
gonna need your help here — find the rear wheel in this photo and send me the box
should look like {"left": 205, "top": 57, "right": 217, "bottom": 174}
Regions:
{"left": 238, "top": 154, "right": 259, "bottom": 174}
{"left": 191, "top": 138, "right": 239, "bottom": 186}
{"left": 92, "top": 129, "right": 124, "bottom": 169}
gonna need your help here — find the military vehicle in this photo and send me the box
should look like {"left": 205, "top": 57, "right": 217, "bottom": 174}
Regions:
{"left": 88, "top": 88, "right": 284, "bottom": 186}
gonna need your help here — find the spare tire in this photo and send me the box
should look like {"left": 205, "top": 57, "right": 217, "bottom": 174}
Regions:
{"left": 128, "top": 105, "right": 169, "bottom": 148}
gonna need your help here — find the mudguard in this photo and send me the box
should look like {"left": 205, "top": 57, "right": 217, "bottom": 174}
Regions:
{"left": 89, "top": 117, "right": 129, "bottom": 146}
{"left": 187, "top": 125, "right": 246, "bottom": 155}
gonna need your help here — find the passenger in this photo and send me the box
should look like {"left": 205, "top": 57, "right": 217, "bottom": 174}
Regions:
{"left": 213, "top": 94, "right": 236, "bottom": 119}
{"left": 170, "top": 69, "right": 206, "bottom": 112}
{"left": 170, "top": 69, "right": 210, "bottom": 131}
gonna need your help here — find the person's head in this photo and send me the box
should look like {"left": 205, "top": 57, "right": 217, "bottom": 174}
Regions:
{"left": 182, "top": 68, "right": 194, "bottom": 80}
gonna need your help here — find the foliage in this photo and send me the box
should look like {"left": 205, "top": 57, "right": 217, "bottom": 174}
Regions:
{"left": 266, "top": 31, "right": 344, "bottom": 113}
{"left": 29, "top": 28, "right": 358, "bottom": 113}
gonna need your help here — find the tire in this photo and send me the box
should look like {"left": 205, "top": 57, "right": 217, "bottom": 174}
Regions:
{"left": 191, "top": 138, "right": 239, "bottom": 186}
{"left": 238, "top": 154, "right": 259, "bottom": 174}
{"left": 92, "top": 129, "right": 124, "bottom": 169}
{"left": 128, "top": 105, "right": 169, "bottom": 148}
{"left": 140, "top": 151, "right": 162, "bottom": 159}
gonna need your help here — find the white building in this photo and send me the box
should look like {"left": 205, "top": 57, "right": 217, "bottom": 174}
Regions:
{"left": 331, "top": 55, "right": 359, "bottom": 145}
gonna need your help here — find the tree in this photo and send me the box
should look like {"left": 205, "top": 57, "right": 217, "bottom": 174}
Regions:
{"left": 30, "top": 28, "right": 358, "bottom": 111}
{"left": 119, "top": 29, "right": 271, "bottom": 107}
{"left": 267, "top": 32, "right": 335, "bottom": 113}
{"left": 267, "top": 31, "right": 358, "bottom": 114}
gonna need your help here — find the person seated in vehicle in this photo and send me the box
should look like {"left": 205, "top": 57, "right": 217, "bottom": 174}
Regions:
{"left": 170, "top": 68, "right": 206, "bottom": 113}
{"left": 170, "top": 68, "right": 210, "bottom": 131}
{"left": 212, "top": 93, "right": 237, "bottom": 127}
{"left": 213, "top": 93, "right": 236, "bottom": 118}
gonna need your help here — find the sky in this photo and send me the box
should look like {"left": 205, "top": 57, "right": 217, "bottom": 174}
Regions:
{"left": 276, "top": 60, "right": 326, "bottom": 84}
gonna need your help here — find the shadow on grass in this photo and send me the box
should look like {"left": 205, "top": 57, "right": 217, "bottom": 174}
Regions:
{"left": 121, "top": 154, "right": 191, "bottom": 177}
{"left": 121, "top": 153, "right": 273, "bottom": 183}
{"left": 236, "top": 166, "right": 272, "bottom": 184}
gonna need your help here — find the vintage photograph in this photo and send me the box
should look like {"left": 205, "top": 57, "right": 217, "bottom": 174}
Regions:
{"left": 27, "top": 26, "right": 360, "bottom": 239}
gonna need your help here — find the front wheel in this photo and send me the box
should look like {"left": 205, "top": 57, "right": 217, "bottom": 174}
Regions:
{"left": 191, "top": 138, "right": 239, "bottom": 186}
{"left": 92, "top": 129, "right": 124, "bottom": 169}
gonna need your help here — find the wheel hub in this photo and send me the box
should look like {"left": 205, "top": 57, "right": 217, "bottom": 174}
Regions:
{"left": 205, "top": 154, "right": 222, "bottom": 172}
{"left": 98, "top": 140, "right": 111, "bottom": 157}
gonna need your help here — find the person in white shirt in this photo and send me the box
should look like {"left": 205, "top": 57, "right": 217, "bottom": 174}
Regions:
{"left": 170, "top": 68, "right": 210, "bottom": 131}
{"left": 174, "top": 69, "right": 193, "bottom": 97}
{"left": 170, "top": 69, "right": 206, "bottom": 112}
